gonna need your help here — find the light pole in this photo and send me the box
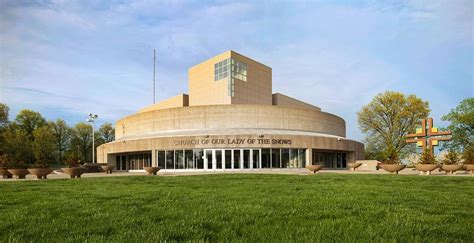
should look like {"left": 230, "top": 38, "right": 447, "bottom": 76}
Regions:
{"left": 86, "top": 113, "right": 98, "bottom": 163}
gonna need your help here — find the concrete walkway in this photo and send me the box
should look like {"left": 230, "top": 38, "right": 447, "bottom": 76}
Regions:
{"left": 1, "top": 168, "right": 472, "bottom": 181}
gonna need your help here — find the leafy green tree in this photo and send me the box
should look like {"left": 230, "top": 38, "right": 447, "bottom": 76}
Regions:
{"left": 13, "top": 110, "right": 46, "bottom": 163}
{"left": 32, "top": 125, "right": 55, "bottom": 167}
{"left": 14, "top": 109, "right": 46, "bottom": 140}
{"left": 97, "top": 123, "right": 115, "bottom": 144}
{"left": 92, "top": 123, "right": 115, "bottom": 162}
{"left": 442, "top": 98, "right": 474, "bottom": 151}
{"left": 462, "top": 144, "right": 474, "bottom": 164}
{"left": 363, "top": 134, "right": 386, "bottom": 161}
{"left": 358, "top": 91, "right": 430, "bottom": 161}
{"left": 1, "top": 125, "right": 30, "bottom": 163}
{"left": 50, "top": 119, "right": 72, "bottom": 164}
{"left": 71, "top": 122, "right": 92, "bottom": 163}
{"left": 0, "top": 103, "right": 10, "bottom": 155}
{"left": 0, "top": 103, "right": 9, "bottom": 128}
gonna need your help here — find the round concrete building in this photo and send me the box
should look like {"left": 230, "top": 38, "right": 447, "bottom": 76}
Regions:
{"left": 97, "top": 51, "right": 364, "bottom": 171}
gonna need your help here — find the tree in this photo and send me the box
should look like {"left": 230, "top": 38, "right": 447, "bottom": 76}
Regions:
{"left": 442, "top": 98, "right": 474, "bottom": 151}
{"left": 71, "top": 122, "right": 92, "bottom": 163}
{"left": 50, "top": 119, "right": 72, "bottom": 164}
{"left": 32, "top": 125, "right": 55, "bottom": 167}
{"left": 93, "top": 123, "right": 115, "bottom": 162}
{"left": 0, "top": 103, "right": 10, "bottom": 155}
{"left": 14, "top": 109, "right": 46, "bottom": 140}
{"left": 98, "top": 123, "right": 115, "bottom": 144}
{"left": 1, "top": 124, "right": 30, "bottom": 163}
{"left": 358, "top": 91, "right": 430, "bottom": 161}
{"left": 363, "top": 134, "right": 386, "bottom": 161}
{"left": 13, "top": 109, "right": 46, "bottom": 163}
{"left": 462, "top": 144, "right": 474, "bottom": 164}
{"left": 0, "top": 103, "right": 9, "bottom": 128}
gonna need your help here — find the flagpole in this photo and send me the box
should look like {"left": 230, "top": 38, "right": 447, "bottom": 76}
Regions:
{"left": 153, "top": 49, "right": 156, "bottom": 104}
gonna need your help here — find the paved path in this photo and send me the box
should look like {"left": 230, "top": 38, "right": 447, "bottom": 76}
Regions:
{"left": 1, "top": 168, "right": 472, "bottom": 181}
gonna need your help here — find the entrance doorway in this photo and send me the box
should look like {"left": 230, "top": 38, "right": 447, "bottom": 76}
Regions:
{"left": 115, "top": 152, "right": 152, "bottom": 171}
{"left": 203, "top": 149, "right": 261, "bottom": 171}
{"left": 312, "top": 150, "right": 347, "bottom": 169}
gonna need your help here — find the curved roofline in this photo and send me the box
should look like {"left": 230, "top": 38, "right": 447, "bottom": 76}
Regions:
{"left": 114, "top": 128, "right": 348, "bottom": 142}
{"left": 116, "top": 103, "right": 346, "bottom": 125}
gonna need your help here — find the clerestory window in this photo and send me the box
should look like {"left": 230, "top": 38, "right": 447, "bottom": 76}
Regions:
{"left": 214, "top": 58, "right": 247, "bottom": 97}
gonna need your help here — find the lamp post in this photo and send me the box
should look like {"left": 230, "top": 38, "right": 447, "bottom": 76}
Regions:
{"left": 86, "top": 113, "right": 98, "bottom": 163}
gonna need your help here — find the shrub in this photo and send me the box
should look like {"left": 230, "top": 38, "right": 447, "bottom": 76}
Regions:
{"left": 383, "top": 145, "right": 400, "bottom": 164}
{"left": 443, "top": 150, "right": 460, "bottom": 165}
{"left": 462, "top": 145, "right": 474, "bottom": 164}
{"left": 0, "top": 154, "right": 10, "bottom": 169}
{"left": 418, "top": 148, "right": 436, "bottom": 164}
{"left": 8, "top": 159, "right": 27, "bottom": 169}
{"left": 63, "top": 158, "right": 78, "bottom": 168}
{"left": 34, "top": 160, "right": 50, "bottom": 169}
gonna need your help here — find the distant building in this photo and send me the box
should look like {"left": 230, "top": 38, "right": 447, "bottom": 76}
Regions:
{"left": 97, "top": 51, "right": 364, "bottom": 171}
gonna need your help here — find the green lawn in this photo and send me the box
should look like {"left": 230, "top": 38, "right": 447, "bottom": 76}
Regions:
{"left": 0, "top": 174, "right": 473, "bottom": 241}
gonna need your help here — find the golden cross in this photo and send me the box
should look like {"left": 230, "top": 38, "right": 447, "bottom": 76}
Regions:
{"left": 406, "top": 118, "right": 452, "bottom": 154}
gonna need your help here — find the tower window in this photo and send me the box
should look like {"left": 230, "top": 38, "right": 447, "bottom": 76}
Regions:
{"left": 214, "top": 58, "right": 248, "bottom": 97}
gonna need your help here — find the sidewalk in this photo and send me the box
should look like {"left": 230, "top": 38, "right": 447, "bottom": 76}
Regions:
{"left": 1, "top": 168, "right": 472, "bottom": 181}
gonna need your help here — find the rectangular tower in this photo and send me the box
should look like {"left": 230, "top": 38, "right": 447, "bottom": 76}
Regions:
{"left": 188, "top": 50, "right": 272, "bottom": 106}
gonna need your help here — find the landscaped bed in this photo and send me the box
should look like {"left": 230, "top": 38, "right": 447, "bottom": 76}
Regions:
{"left": 0, "top": 174, "right": 473, "bottom": 241}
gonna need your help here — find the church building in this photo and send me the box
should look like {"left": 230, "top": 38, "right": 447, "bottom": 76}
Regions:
{"left": 97, "top": 51, "right": 364, "bottom": 171}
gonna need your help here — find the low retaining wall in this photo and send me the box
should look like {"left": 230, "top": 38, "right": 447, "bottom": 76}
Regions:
{"left": 355, "top": 160, "right": 380, "bottom": 171}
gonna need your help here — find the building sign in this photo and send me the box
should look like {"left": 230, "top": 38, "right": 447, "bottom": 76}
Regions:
{"left": 173, "top": 138, "right": 292, "bottom": 146}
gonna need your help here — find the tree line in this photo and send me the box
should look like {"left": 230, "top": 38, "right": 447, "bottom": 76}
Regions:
{"left": 1, "top": 93, "right": 472, "bottom": 166}
{"left": 0, "top": 103, "right": 114, "bottom": 167}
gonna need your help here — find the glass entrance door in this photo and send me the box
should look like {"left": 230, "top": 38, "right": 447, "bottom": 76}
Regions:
{"left": 224, "top": 150, "right": 232, "bottom": 170}
{"left": 204, "top": 149, "right": 261, "bottom": 170}
{"left": 204, "top": 150, "right": 213, "bottom": 171}
{"left": 204, "top": 149, "right": 224, "bottom": 171}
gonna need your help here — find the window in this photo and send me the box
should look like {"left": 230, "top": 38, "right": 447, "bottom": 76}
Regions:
{"left": 116, "top": 155, "right": 121, "bottom": 170}
{"left": 225, "top": 150, "right": 232, "bottom": 169}
{"left": 214, "top": 58, "right": 248, "bottom": 97}
{"left": 281, "top": 149, "right": 290, "bottom": 168}
{"left": 261, "top": 149, "right": 271, "bottom": 168}
{"left": 158, "top": 151, "right": 165, "bottom": 169}
{"left": 185, "top": 150, "right": 194, "bottom": 169}
{"left": 312, "top": 150, "right": 346, "bottom": 168}
{"left": 298, "top": 149, "right": 306, "bottom": 168}
{"left": 252, "top": 150, "right": 260, "bottom": 169}
{"left": 194, "top": 149, "right": 204, "bottom": 169}
{"left": 214, "top": 59, "right": 230, "bottom": 81}
{"left": 243, "top": 150, "right": 250, "bottom": 169}
{"left": 176, "top": 150, "right": 184, "bottom": 169}
{"left": 232, "top": 59, "right": 247, "bottom": 81}
{"left": 216, "top": 150, "right": 223, "bottom": 169}
{"left": 233, "top": 150, "right": 241, "bottom": 169}
{"left": 271, "top": 149, "right": 280, "bottom": 168}
{"left": 166, "top": 150, "right": 174, "bottom": 169}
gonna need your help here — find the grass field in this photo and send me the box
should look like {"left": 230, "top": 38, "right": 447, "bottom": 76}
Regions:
{"left": 0, "top": 174, "right": 473, "bottom": 241}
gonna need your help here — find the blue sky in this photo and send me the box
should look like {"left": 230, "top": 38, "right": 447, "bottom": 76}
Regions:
{"left": 0, "top": 0, "right": 472, "bottom": 140}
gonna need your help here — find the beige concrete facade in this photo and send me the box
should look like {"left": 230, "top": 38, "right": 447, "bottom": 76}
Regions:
{"left": 189, "top": 51, "right": 231, "bottom": 106}
{"left": 138, "top": 94, "right": 189, "bottom": 113}
{"left": 115, "top": 104, "right": 345, "bottom": 140}
{"left": 97, "top": 50, "right": 364, "bottom": 171}
{"left": 272, "top": 93, "right": 321, "bottom": 111}
{"left": 97, "top": 134, "right": 364, "bottom": 168}
{"left": 189, "top": 50, "right": 272, "bottom": 106}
